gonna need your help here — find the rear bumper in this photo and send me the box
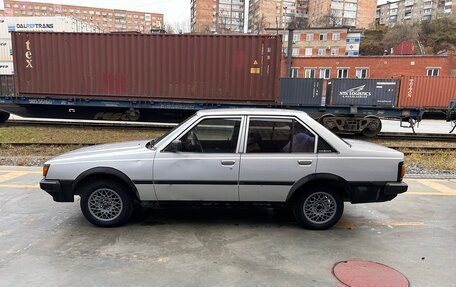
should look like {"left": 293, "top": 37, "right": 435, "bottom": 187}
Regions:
{"left": 349, "top": 181, "right": 408, "bottom": 203}
{"left": 40, "top": 179, "right": 74, "bottom": 202}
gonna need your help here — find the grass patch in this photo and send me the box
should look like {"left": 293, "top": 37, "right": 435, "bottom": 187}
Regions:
{"left": 405, "top": 150, "right": 456, "bottom": 171}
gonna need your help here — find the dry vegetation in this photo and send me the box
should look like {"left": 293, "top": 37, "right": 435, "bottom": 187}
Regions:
{"left": 1, "top": 126, "right": 455, "bottom": 171}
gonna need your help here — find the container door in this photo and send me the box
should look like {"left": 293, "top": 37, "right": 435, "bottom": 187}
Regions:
{"left": 153, "top": 117, "right": 243, "bottom": 201}
{"left": 239, "top": 117, "right": 317, "bottom": 202}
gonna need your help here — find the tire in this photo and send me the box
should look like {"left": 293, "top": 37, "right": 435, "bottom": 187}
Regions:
{"left": 293, "top": 186, "right": 344, "bottom": 230}
{"left": 80, "top": 180, "right": 133, "bottom": 227}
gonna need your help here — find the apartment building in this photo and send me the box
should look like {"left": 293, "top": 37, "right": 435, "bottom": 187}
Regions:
{"left": 191, "top": 0, "right": 245, "bottom": 33}
{"left": 307, "top": 0, "right": 377, "bottom": 29}
{"left": 376, "top": 0, "right": 454, "bottom": 27}
{"left": 1, "top": 0, "right": 163, "bottom": 33}
{"left": 266, "top": 27, "right": 361, "bottom": 62}
{"left": 248, "top": 0, "right": 309, "bottom": 34}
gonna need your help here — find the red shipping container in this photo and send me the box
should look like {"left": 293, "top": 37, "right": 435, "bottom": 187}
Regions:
{"left": 12, "top": 32, "right": 281, "bottom": 102}
{"left": 392, "top": 41, "right": 415, "bottom": 55}
{"left": 398, "top": 75, "right": 456, "bottom": 108}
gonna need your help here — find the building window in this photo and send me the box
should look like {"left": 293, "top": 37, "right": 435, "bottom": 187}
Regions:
{"left": 305, "top": 47, "right": 313, "bottom": 56}
{"left": 337, "top": 68, "right": 348, "bottom": 78}
{"left": 319, "top": 33, "right": 327, "bottom": 41}
{"left": 293, "top": 33, "right": 300, "bottom": 42}
{"left": 426, "top": 68, "right": 439, "bottom": 76}
{"left": 356, "top": 68, "right": 368, "bottom": 79}
{"left": 292, "top": 48, "right": 300, "bottom": 56}
{"left": 319, "top": 68, "right": 331, "bottom": 79}
{"left": 306, "top": 33, "right": 314, "bottom": 41}
{"left": 283, "top": 34, "right": 289, "bottom": 41}
{"left": 331, "top": 47, "right": 339, "bottom": 56}
{"left": 332, "top": 33, "right": 340, "bottom": 41}
{"left": 318, "top": 47, "right": 326, "bottom": 56}
{"left": 304, "top": 68, "right": 316, "bottom": 78}
{"left": 291, "top": 68, "right": 299, "bottom": 78}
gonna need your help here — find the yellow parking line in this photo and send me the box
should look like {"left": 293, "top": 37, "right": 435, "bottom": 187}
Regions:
{"left": 0, "top": 171, "right": 31, "bottom": 182}
{"left": 0, "top": 170, "right": 42, "bottom": 175}
{"left": 0, "top": 184, "right": 39, "bottom": 188}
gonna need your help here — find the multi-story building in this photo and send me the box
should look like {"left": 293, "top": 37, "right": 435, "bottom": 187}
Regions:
{"left": 376, "top": 0, "right": 454, "bottom": 27}
{"left": 248, "top": 0, "right": 309, "bottom": 34}
{"left": 307, "top": 0, "right": 377, "bottom": 29}
{"left": 191, "top": 0, "right": 245, "bottom": 33}
{"left": 266, "top": 27, "right": 361, "bottom": 63}
{"left": 1, "top": 0, "right": 163, "bottom": 33}
{"left": 283, "top": 54, "right": 456, "bottom": 78}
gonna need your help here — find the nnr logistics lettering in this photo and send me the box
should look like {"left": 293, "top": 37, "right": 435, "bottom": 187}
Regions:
{"left": 16, "top": 23, "right": 54, "bottom": 29}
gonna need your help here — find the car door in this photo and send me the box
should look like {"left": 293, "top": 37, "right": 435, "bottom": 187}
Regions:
{"left": 239, "top": 117, "right": 318, "bottom": 202}
{"left": 153, "top": 116, "right": 243, "bottom": 201}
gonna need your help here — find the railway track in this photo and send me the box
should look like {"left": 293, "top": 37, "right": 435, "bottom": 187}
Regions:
{"left": 1, "top": 142, "right": 454, "bottom": 156}
{"left": 3, "top": 119, "right": 456, "bottom": 141}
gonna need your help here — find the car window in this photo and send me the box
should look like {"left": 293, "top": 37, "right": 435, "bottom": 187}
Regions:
{"left": 170, "top": 118, "right": 242, "bottom": 153}
{"left": 247, "top": 118, "right": 315, "bottom": 153}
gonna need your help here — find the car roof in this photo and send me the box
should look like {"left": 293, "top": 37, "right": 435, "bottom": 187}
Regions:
{"left": 196, "top": 108, "right": 309, "bottom": 117}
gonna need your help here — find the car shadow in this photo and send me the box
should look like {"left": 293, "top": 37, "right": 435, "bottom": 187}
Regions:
{"left": 129, "top": 205, "right": 299, "bottom": 228}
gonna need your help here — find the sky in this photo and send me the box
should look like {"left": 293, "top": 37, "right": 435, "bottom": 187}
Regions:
{"left": 0, "top": 0, "right": 388, "bottom": 26}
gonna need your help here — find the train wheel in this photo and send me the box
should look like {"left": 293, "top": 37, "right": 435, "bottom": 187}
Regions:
{"left": 320, "top": 115, "right": 338, "bottom": 133}
{"left": 362, "top": 118, "right": 382, "bottom": 137}
{"left": 0, "top": 111, "right": 10, "bottom": 123}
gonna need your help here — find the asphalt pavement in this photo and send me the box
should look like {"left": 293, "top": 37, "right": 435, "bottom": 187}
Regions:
{"left": 0, "top": 166, "right": 455, "bottom": 287}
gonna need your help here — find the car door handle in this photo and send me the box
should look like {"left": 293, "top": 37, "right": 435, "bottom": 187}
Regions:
{"left": 298, "top": 160, "right": 313, "bottom": 166}
{"left": 221, "top": 160, "right": 236, "bottom": 166}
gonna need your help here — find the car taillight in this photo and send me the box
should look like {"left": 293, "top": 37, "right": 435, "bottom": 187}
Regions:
{"left": 42, "top": 164, "right": 50, "bottom": 177}
{"left": 398, "top": 162, "right": 405, "bottom": 182}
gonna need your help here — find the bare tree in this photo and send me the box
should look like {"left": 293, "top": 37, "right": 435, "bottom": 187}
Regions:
{"left": 382, "top": 24, "right": 420, "bottom": 49}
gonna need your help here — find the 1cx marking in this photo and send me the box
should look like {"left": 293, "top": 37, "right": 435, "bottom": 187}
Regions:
{"left": 25, "top": 40, "right": 33, "bottom": 68}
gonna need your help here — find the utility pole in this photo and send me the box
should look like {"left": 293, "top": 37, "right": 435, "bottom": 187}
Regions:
{"left": 286, "top": 27, "right": 294, "bottom": 77}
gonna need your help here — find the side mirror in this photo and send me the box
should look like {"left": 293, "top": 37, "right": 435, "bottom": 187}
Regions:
{"left": 166, "top": 139, "right": 182, "bottom": 152}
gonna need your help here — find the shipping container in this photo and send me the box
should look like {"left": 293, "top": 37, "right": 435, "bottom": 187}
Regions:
{"left": 0, "top": 75, "right": 14, "bottom": 96}
{"left": 398, "top": 76, "right": 456, "bottom": 109}
{"left": 279, "top": 78, "right": 323, "bottom": 106}
{"left": 0, "top": 61, "right": 13, "bottom": 75}
{"left": 12, "top": 32, "right": 281, "bottom": 103}
{"left": 0, "top": 16, "right": 104, "bottom": 38}
{"left": 0, "top": 38, "right": 13, "bottom": 61}
{"left": 329, "top": 79, "right": 399, "bottom": 107}
{"left": 392, "top": 41, "right": 415, "bottom": 55}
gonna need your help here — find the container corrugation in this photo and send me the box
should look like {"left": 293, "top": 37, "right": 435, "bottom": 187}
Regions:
{"left": 330, "top": 78, "right": 399, "bottom": 107}
{"left": 398, "top": 76, "right": 456, "bottom": 108}
{"left": 0, "top": 38, "right": 13, "bottom": 61}
{"left": 0, "top": 61, "right": 14, "bottom": 75}
{"left": 0, "top": 75, "right": 14, "bottom": 96}
{"left": 12, "top": 32, "right": 281, "bottom": 102}
{"left": 279, "top": 78, "right": 323, "bottom": 106}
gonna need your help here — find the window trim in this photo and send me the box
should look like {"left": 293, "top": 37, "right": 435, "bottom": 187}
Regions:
{"left": 291, "top": 67, "right": 300, "bottom": 78}
{"left": 426, "top": 67, "right": 440, "bottom": 76}
{"left": 337, "top": 67, "right": 349, "bottom": 78}
{"left": 319, "top": 68, "right": 331, "bottom": 79}
{"left": 161, "top": 115, "right": 245, "bottom": 154}
{"left": 304, "top": 67, "right": 317, "bottom": 78}
{"left": 243, "top": 116, "right": 318, "bottom": 154}
{"left": 355, "top": 67, "right": 369, "bottom": 78}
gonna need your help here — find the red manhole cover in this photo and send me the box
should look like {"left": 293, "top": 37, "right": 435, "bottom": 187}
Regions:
{"left": 333, "top": 260, "right": 409, "bottom": 287}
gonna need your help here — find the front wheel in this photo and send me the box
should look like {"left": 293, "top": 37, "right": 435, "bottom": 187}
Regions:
{"left": 80, "top": 180, "right": 133, "bottom": 227}
{"left": 293, "top": 187, "right": 343, "bottom": 230}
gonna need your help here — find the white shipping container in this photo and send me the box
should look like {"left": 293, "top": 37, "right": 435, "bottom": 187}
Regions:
{"left": 0, "top": 61, "right": 14, "bottom": 75}
{"left": 0, "top": 38, "right": 13, "bottom": 61}
{"left": 0, "top": 16, "right": 104, "bottom": 38}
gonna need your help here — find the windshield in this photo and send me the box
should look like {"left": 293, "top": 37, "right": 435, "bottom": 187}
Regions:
{"left": 148, "top": 113, "right": 197, "bottom": 149}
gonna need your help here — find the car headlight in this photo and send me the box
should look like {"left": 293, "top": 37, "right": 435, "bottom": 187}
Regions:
{"left": 43, "top": 164, "right": 50, "bottom": 177}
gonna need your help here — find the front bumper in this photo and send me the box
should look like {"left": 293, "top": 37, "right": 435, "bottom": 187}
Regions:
{"left": 349, "top": 181, "right": 408, "bottom": 203}
{"left": 40, "top": 179, "right": 74, "bottom": 202}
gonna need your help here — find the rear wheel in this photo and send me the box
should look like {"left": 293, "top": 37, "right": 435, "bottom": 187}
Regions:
{"left": 80, "top": 180, "right": 133, "bottom": 227}
{"left": 293, "top": 186, "right": 343, "bottom": 230}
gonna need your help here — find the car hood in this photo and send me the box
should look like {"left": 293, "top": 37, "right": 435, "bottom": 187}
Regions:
{"left": 47, "top": 139, "right": 151, "bottom": 164}
{"left": 343, "top": 139, "right": 404, "bottom": 158}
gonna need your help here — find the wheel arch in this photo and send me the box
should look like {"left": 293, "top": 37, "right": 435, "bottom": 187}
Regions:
{"left": 286, "top": 173, "right": 351, "bottom": 203}
{"left": 72, "top": 167, "right": 140, "bottom": 200}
